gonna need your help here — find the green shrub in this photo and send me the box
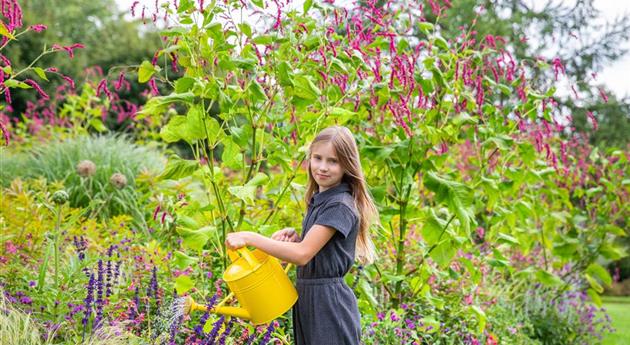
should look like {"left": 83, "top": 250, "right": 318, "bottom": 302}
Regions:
{"left": 0, "top": 134, "right": 165, "bottom": 221}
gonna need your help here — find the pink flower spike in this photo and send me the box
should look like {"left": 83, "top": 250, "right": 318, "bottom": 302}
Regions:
{"left": 114, "top": 72, "right": 125, "bottom": 91}
{"left": 586, "top": 111, "right": 598, "bottom": 130}
{"left": 598, "top": 88, "right": 609, "bottom": 103}
{"left": 24, "top": 79, "right": 49, "bottom": 100}
{"left": 0, "top": 119, "right": 10, "bottom": 146}
{"left": 61, "top": 75, "right": 75, "bottom": 89}
{"left": 29, "top": 24, "right": 47, "bottom": 32}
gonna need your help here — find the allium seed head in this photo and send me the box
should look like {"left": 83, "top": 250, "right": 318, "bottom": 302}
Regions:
{"left": 110, "top": 173, "right": 127, "bottom": 189}
{"left": 76, "top": 160, "right": 96, "bottom": 177}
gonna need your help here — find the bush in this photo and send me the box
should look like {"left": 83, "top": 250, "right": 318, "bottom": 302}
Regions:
{"left": 0, "top": 134, "right": 165, "bottom": 221}
{"left": 518, "top": 285, "right": 614, "bottom": 345}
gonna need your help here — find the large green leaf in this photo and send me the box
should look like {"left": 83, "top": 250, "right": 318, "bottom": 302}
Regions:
{"left": 159, "top": 156, "right": 199, "bottom": 181}
{"left": 422, "top": 209, "right": 448, "bottom": 246}
{"left": 228, "top": 185, "right": 257, "bottom": 204}
{"left": 173, "top": 251, "right": 199, "bottom": 269}
{"left": 138, "top": 60, "right": 157, "bottom": 83}
{"left": 424, "top": 172, "right": 474, "bottom": 233}
{"left": 174, "top": 275, "right": 195, "bottom": 295}
{"left": 177, "top": 225, "right": 216, "bottom": 251}
{"left": 430, "top": 240, "right": 456, "bottom": 268}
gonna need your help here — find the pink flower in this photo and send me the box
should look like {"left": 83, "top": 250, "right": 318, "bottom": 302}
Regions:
{"left": 5, "top": 240, "right": 17, "bottom": 254}
{"left": 29, "top": 24, "right": 47, "bottom": 32}
{"left": 586, "top": 111, "right": 598, "bottom": 131}
{"left": 551, "top": 57, "right": 565, "bottom": 81}
{"left": 52, "top": 43, "right": 85, "bottom": 58}
{"left": 24, "top": 79, "right": 49, "bottom": 100}
{"left": 598, "top": 88, "right": 609, "bottom": 103}
{"left": 0, "top": 119, "right": 9, "bottom": 145}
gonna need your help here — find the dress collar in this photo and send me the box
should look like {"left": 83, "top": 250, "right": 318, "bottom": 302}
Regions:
{"left": 310, "top": 182, "right": 352, "bottom": 207}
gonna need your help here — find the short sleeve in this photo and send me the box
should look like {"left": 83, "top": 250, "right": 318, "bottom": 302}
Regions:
{"left": 314, "top": 203, "right": 357, "bottom": 238}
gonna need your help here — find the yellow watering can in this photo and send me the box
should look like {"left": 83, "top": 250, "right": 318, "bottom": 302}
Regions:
{"left": 185, "top": 247, "right": 297, "bottom": 325}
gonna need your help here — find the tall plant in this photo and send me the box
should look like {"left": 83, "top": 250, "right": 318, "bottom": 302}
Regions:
{"left": 133, "top": 0, "right": 627, "bottom": 316}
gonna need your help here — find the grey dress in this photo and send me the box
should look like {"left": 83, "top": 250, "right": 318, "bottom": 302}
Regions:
{"left": 292, "top": 182, "right": 361, "bottom": 345}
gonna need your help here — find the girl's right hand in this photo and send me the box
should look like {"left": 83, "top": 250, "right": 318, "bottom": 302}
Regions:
{"left": 271, "top": 227, "right": 300, "bottom": 242}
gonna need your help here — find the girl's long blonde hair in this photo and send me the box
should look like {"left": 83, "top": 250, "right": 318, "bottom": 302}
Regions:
{"left": 305, "top": 126, "right": 379, "bottom": 264}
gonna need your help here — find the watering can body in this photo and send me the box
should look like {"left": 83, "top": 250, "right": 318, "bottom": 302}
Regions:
{"left": 214, "top": 248, "right": 298, "bottom": 325}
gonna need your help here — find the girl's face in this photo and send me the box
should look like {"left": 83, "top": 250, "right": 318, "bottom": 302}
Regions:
{"left": 310, "top": 141, "right": 344, "bottom": 192}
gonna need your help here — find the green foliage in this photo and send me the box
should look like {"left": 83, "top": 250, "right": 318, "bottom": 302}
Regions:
{"left": 4, "top": 0, "right": 161, "bottom": 114}
{"left": 0, "top": 293, "right": 52, "bottom": 345}
{"left": 0, "top": 134, "right": 165, "bottom": 221}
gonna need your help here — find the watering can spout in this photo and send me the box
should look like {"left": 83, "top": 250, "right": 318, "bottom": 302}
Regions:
{"left": 211, "top": 306, "right": 251, "bottom": 320}
{"left": 183, "top": 297, "right": 251, "bottom": 320}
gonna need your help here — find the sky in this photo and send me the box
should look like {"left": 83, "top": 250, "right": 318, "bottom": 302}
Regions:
{"left": 115, "top": 0, "right": 630, "bottom": 98}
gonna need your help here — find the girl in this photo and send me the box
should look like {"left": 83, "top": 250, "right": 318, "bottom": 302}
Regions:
{"left": 225, "top": 125, "right": 379, "bottom": 344}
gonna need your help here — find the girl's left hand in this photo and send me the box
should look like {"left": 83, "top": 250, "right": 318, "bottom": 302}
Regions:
{"left": 225, "top": 232, "right": 251, "bottom": 250}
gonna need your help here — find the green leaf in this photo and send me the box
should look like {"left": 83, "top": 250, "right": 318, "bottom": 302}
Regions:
{"left": 174, "top": 275, "right": 195, "bottom": 295}
{"left": 251, "top": 0, "right": 264, "bottom": 8}
{"left": 158, "top": 156, "right": 199, "bottom": 181}
{"left": 293, "top": 75, "right": 320, "bottom": 100}
{"left": 0, "top": 21, "right": 15, "bottom": 40}
{"left": 228, "top": 185, "right": 257, "bottom": 204}
{"left": 303, "top": 0, "right": 313, "bottom": 14}
{"left": 358, "top": 279, "right": 378, "bottom": 307}
{"left": 433, "top": 36, "right": 449, "bottom": 51}
{"left": 205, "top": 116, "right": 225, "bottom": 147}
{"left": 535, "top": 269, "right": 564, "bottom": 287}
{"left": 252, "top": 35, "right": 274, "bottom": 45}
{"left": 33, "top": 67, "right": 48, "bottom": 81}
{"left": 221, "top": 139, "right": 242, "bottom": 169}
{"left": 430, "top": 240, "right": 456, "bottom": 268}
{"left": 603, "top": 224, "right": 626, "bottom": 237}
{"left": 246, "top": 172, "right": 269, "bottom": 187}
{"left": 418, "top": 22, "right": 434, "bottom": 34}
{"left": 173, "top": 251, "right": 199, "bottom": 269}
{"left": 160, "top": 115, "right": 188, "bottom": 143}
{"left": 496, "top": 232, "right": 519, "bottom": 246}
{"left": 586, "top": 263, "right": 612, "bottom": 287}
{"left": 418, "top": 317, "right": 441, "bottom": 333}
{"left": 470, "top": 305, "right": 487, "bottom": 334}
{"left": 38, "top": 241, "right": 54, "bottom": 292}
{"left": 585, "top": 273, "right": 603, "bottom": 293}
{"left": 185, "top": 104, "right": 208, "bottom": 141}
{"left": 238, "top": 23, "right": 252, "bottom": 37}
{"left": 329, "top": 107, "right": 356, "bottom": 123}
{"left": 3, "top": 79, "right": 31, "bottom": 89}
{"left": 277, "top": 62, "right": 294, "bottom": 87}
{"left": 424, "top": 172, "right": 474, "bottom": 233}
{"left": 177, "top": 226, "right": 216, "bottom": 251}
{"left": 248, "top": 80, "right": 267, "bottom": 102}
{"left": 178, "top": 0, "right": 194, "bottom": 13}
{"left": 600, "top": 242, "right": 628, "bottom": 260}
{"left": 587, "top": 288, "right": 602, "bottom": 307}
{"left": 175, "top": 77, "right": 195, "bottom": 93}
{"left": 138, "top": 60, "right": 157, "bottom": 83}
{"left": 422, "top": 209, "right": 447, "bottom": 246}
{"left": 88, "top": 119, "right": 107, "bottom": 132}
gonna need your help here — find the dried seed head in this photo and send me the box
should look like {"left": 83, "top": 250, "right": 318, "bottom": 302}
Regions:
{"left": 76, "top": 160, "right": 96, "bottom": 177}
{"left": 110, "top": 173, "right": 127, "bottom": 189}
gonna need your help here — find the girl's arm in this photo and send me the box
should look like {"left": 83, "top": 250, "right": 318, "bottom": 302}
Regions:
{"left": 225, "top": 225, "right": 336, "bottom": 266}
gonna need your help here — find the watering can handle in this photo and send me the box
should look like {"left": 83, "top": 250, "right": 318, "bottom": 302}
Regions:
{"left": 227, "top": 248, "right": 259, "bottom": 267}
